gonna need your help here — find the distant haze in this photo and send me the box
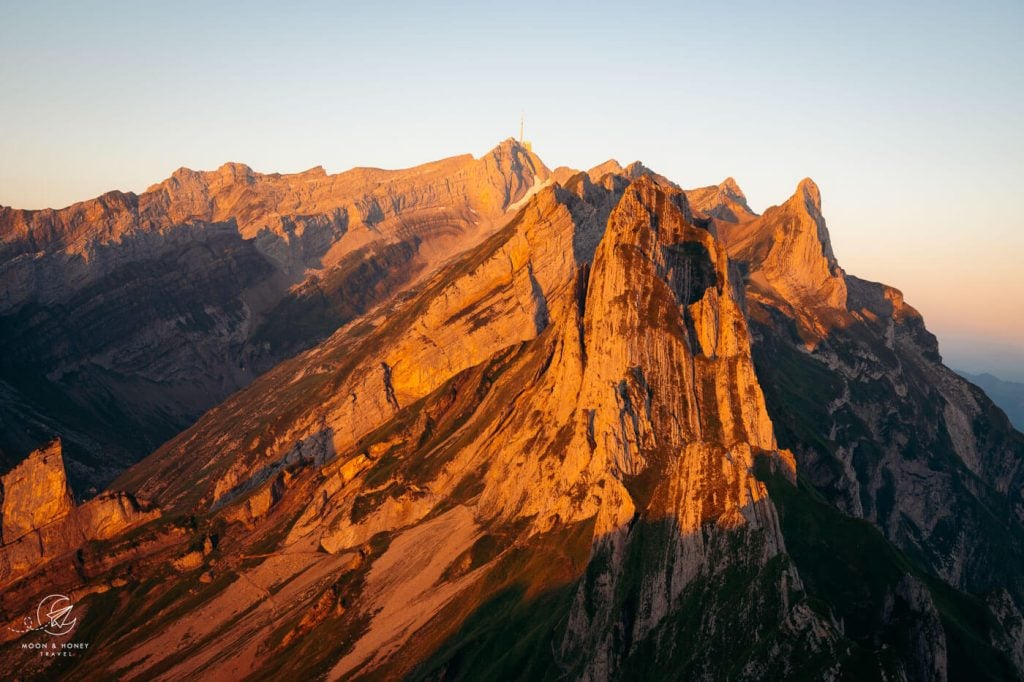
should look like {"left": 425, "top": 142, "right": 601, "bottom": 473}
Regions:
{"left": 1, "top": 1, "right": 1021, "bottom": 376}
{"left": 946, "top": 336, "right": 1024, "bottom": 384}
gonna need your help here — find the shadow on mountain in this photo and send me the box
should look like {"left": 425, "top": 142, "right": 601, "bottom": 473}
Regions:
{"left": 0, "top": 221, "right": 424, "bottom": 495}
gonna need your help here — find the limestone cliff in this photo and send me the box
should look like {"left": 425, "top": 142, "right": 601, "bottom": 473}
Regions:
{"left": 0, "top": 439, "right": 74, "bottom": 544}
{"left": 0, "top": 439, "right": 159, "bottom": 587}
{"left": 5, "top": 171, "right": 953, "bottom": 680}
{"left": 110, "top": 173, "right": 614, "bottom": 514}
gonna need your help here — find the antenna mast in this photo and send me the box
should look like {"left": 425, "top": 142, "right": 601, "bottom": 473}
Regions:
{"left": 518, "top": 112, "right": 532, "bottom": 152}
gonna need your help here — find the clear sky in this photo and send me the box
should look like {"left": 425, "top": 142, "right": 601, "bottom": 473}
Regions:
{"left": 1, "top": 0, "right": 1021, "bottom": 378}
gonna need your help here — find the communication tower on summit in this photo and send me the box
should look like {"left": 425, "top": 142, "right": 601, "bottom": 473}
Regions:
{"left": 519, "top": 112, "right": 532, "bottom": 152}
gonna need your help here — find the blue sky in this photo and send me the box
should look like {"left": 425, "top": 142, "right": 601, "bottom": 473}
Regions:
{"left": 1, "top": 0, "right": 1021, "bottom": 377}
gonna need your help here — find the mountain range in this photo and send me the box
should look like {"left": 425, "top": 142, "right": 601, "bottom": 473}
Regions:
{"left": 957, "top": 372, "right": 1024, "bottom": 431}
{"left": 1, "top": 140, "right": 1022, "bottom": 680}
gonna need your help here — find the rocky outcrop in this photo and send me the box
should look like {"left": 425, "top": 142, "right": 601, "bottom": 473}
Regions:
{"left": 276, "top": 176, "right": 837, "bottom": 677}
{"left": 543, "top": 177, "right": 824, "bottom": 676}
{"left": 0, "top": 439, "right": 159, "bottom": 587}
{"left": 684, "top": 176, "right": 755, "bottom": 223}
{"left": 886, "top": 575, "right": 948, "bottom": 682}
{"left": 0, "top": 439, "right": 73, "bottom": 544}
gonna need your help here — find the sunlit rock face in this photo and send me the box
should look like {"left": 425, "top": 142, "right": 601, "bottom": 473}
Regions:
{"left": 0, "top": 439, "right": 159, "bottom": 586}
{"left": 714, "top": 177, "right": 847, "bottom": 341}
{"left": 0, "top": 148, "right": 1021, "bottom": 680}
{"left": 0, "top": 439, "right": 74, "bottom": 544}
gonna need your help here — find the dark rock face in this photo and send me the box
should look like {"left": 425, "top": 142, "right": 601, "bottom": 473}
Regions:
{"left": 748, "top": 283, "right": 1024, "bottom": 590}
{"left": 0, "top": 224, "right": 281, "bottom": 488}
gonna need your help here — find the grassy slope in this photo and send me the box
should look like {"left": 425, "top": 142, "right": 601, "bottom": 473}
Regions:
{"left": 761, "top": 468, "right": 1020, "bottom": 681}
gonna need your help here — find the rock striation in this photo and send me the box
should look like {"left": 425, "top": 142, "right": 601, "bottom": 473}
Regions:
{"left": 709, "top": 176, "right": 1024, "bottom": 673}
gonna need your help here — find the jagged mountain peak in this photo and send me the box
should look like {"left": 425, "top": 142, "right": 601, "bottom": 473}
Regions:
{"left": 600, "top": 172, "right": 693, "bottom": 236}
{"left": 684, "top": 175, "right": 755, "bottom": 223}
{"left": 215, "top": 160, "right": 256, "bottom": 178}
{"left": 587, "top": 158, "right": 626, "bottom": 182}
{"left": 581, "top": 174, "right": 776, "bottom": 467}
{"left": 482, "top": 137, "right": 548, "bottom": 172}
{"left": 623, "top": 160, "right": 652, "bottom": 177}
{"left": 624, "top": 160, "right": 678, "bottom": 188}
{"left": 777, "top": 176, "right": 837, "bottom": 268}
{"left": 159, "top": 161, "right": 257, "bottom": 193}
{"left": 720, "top": 175, "right": 745, "bottom": 197}
{"left": 716, "top": 175, "right": 847, "bottom": 337}
{"left": 795, "top": 176, "right": 821, "bottom": 210}
{"left": 580, "top": 159, "right": 677, "bottom": 195}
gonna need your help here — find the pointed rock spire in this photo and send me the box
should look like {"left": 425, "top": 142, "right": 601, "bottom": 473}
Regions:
{"left": 718, "top": 177, "right": 847, "bottom": 338}
{"left": 720, "top": 176, "right": 745, "bottom": 198}
{"left": 0, "top": 438, "right": 74, "bottom": 544}
{"left": 796, "top": 177, "right": 821, "bottom": 211}
{"left": 779, "top": 177, "right": 838, "bottom": 269}
{"left": 580, "top": 175, "right": 775, "bottom": 480}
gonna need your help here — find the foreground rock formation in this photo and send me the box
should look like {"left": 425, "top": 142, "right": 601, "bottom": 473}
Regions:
{"left": 1, "top": 438, "right": 74, "bottom": 543}
{"left": 0, "top": 439, "right": 159, "bottom": 587}
{"left": 0, "top": 146, "right": 1021, "bottom": 680}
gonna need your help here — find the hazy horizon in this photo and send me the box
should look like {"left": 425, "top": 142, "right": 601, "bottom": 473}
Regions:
{"left": 2, "top": 0, "right": 1020, "bottom": 379}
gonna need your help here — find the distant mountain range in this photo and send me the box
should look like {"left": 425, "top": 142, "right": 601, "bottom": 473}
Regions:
{"left": 1, "top": 141, "right": 1022, "bottom": 679}
{"left": 959, "top": 371, "right": 1024, "bottom": 430}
